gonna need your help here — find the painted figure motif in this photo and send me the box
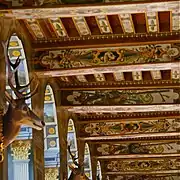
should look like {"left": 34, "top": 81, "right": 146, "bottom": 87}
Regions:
{"left": 66, "top": 90, "right": 179, "bottom": 105}
{"left": 97, "top": 142, "right": 178, "bottom": 155}
{"left": 38, "top": 44, "right": 179, "bottom": 70}
{"left": 107, "top": 159, "right": 180, "bottom": 171}
{"left": 84, "top": 119, "right": 180, "bottom": 136}
{"left": 1, "top": 40, "right": 45, "bottom": 147}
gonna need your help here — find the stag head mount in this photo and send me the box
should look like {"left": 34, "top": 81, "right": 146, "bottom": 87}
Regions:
{"left": 67, "top": 142, "right": 89, "bottom": 180}
{"left": 1, "top": 39, "right": 45, "bottom": 147}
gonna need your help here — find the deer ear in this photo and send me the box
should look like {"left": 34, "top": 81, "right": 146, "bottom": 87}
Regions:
{"left": 4, "top": 91, "right": 16, "bottom": 107}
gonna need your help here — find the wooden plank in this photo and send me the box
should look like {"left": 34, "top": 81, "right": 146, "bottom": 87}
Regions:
{"left": 103, "top": 170, "right": 180, "bottom": 175}
{"left": 78, "top": 132, "right": 180, "bottom": 141}
{"left": 4, "top": 1, "right": 179, "bottom": 19}
{"left": 65, "top": 104, "right": 180, "bottom": 113}
{"left": 96, "top": 153, "right": 180, "bottom": 159}
{"left": 32, "top": 33, "right": 180, "bottom": 51}
{"left": 36, "top": 62, "right": 180, "bottom": 77}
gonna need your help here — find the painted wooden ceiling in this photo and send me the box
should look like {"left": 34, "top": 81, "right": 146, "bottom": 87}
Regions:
{"left": 1, "top": 0, "right": 180, "bottom": 179}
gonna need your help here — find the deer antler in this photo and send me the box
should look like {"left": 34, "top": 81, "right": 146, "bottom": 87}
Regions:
{"left": 67, "top": 142, "right": 79, "bottom": 167}
{"left": 2, "top": 38, "right": 39, "bottom": 100}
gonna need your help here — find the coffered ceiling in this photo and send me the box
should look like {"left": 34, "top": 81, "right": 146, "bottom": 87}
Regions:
{"left": 1, "top": 0, "right": 180, "bottom": 179}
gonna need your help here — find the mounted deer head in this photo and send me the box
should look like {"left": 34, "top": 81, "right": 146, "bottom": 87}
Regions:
{"left": 1, "top": 40, "right": 45, "bottom": 147}
{"left": 68, "top": 143, "right": 89, "bottom": 180}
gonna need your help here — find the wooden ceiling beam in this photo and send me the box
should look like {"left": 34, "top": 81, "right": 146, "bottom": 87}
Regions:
{"left": 96, "top": 153, "right": 180, "bottom": 160}
{"left": 58, "top": 80, "right": 180, "bottom": 90}
{"left": 78, "top": 111, "right": 180, "bottom": 121}
{"left": 102, "top": 170, "right": 180, "bottom": 175}
{"left": 64, "top": 104, "right": 180, "bottom": 113}
{"left": 36, "top": 62, "right": 180, "bottom": 77}
{"left": 78, "top": 132, "right": 180, "bottom": 141}
{"left": 77, "top": 114, "right": 180, "bottom": 123}
{"left": 32, "top": 33, "right": 180, "bottom": 51}
{"left": 4, "top": 1, "right": 178, "bottom": 19}
{"left": 89, "top": 139, "right": 180, "bottom": 144}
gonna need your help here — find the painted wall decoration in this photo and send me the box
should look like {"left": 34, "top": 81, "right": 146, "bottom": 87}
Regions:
{"left": 81, "top": 119, "right": 180, "bottom": 136}
{"left": 43, "top": 85, "right": 59, "bottom": 152}
{"left": 67, "top": 119, "right": 77, "bottom": 150}
{"left": 96, "top": 142, "right": 180, "bottom": 155}
{"left": 84, "top": 143, "right": 92, "bottom": 179}
{"left": 44, "top": 103, "right": 55, "bottom": 122}
{"left": 34, "top": 44, "right": 180, "bottom": 70}
{"left": 63, "top": 89, "right": 180, "bottom": 105}
{"left": 106, "top": 159, "right": 180, "bottom": 172}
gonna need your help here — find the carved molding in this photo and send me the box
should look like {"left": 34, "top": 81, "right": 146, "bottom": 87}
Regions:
{"left": 45, "top": 168, "right": 59, "bottom": 180}
{"left": 11, "top": 140, "right": 31, "bottom": 160}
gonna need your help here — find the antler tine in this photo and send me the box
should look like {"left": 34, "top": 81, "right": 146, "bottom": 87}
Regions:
{"left": 67, "top": 144, "right": 79, "bottom": 167}
{"left": 24, "top": 78, "right": 39, "bottom": 100}
{"left": 2, "top": 39, "right": 24, "bottom": 98}
{"left": 3, "top": 38, "right": 39, "bottom": 99}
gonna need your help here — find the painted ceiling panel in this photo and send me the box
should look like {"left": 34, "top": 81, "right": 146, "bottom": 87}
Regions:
{"left": 107, "top": 175, "right": 180, "bottom": 180}
{"left": 48, "top": 18, "right": 68, "bottom": 37}
{"left": 102, "top": 158, "right": 180, "bottom": 172}
{"left": 79, "top": 118, "right": 180, "bottom": 137}
{"left": 2, "top": 1, "right": 180, "bottom": 178}
{"left": 33, "top": 44, "right": 180, "bottom": 70}
{"left": 61, "top": 89, "right": 180, "bottom": 105}
{"left": 73, "top": 16, "right": 91, "bottom": 36}
{"left": 95, "top": 141, "right": 180, "bottom": 155}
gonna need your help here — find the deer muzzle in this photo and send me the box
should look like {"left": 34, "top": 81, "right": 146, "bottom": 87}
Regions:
{"left": 30, "top": 111, "right": 45, "bottom": 130}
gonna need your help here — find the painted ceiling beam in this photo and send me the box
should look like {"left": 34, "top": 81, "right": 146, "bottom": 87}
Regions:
{"left": 32, "top": 33, "right": 180, "bottom": 51}
{"left": 58, "top": 81, "right": 180, "bottom": 90}
{"left": 77, "top": 114, "right": 180, "bottom": 123}
{"left": 78, "top": 132, "right": 180, "bottom": 141}
{"left": 36, "top": 62, "right": 180, "bottom": 77}
{"left": 78, "top": 111, "right": 180, "bottom": 121}
{"left": 96, "top": 153, "right": 180, "bottom": 159}
{"left": 102, "top": 170, "right": 180, "bottom": 175}
{"left": 3, "top": 1, "right": 179, "bottom": 19}
{"left": 89, "top": 139, "right": 180, "bottom": 144}
{"left": 65, "top": 104, "right": 180, "bottom": 113}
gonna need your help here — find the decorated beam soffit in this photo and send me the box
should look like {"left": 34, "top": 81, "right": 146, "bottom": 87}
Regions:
{"left": 34, "top": 44, "right": 180, "bottom": 70}
{"left": 3, "top": 1, "right": 179, "bottom": 19}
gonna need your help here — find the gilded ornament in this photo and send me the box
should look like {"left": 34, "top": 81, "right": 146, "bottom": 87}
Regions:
{"left": 11, "top": 140, "right": 31, "bottom": 160}
{"left": 12, "top": 50, "right": 21, "bottom": 57}
{"left": 48, "top": 127, "right": 55, "bottom": 134}
{"left": 45, "top": 168, "right": 58, "bottom": 180}
{"left": 49, "top": 140, "right": 56, "bottom": 147}
{"left": 9, "top": 41, "right": 18, "bottom": 47}
{"left": 45, "top": 95, "right": 51, "bottom": 101}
